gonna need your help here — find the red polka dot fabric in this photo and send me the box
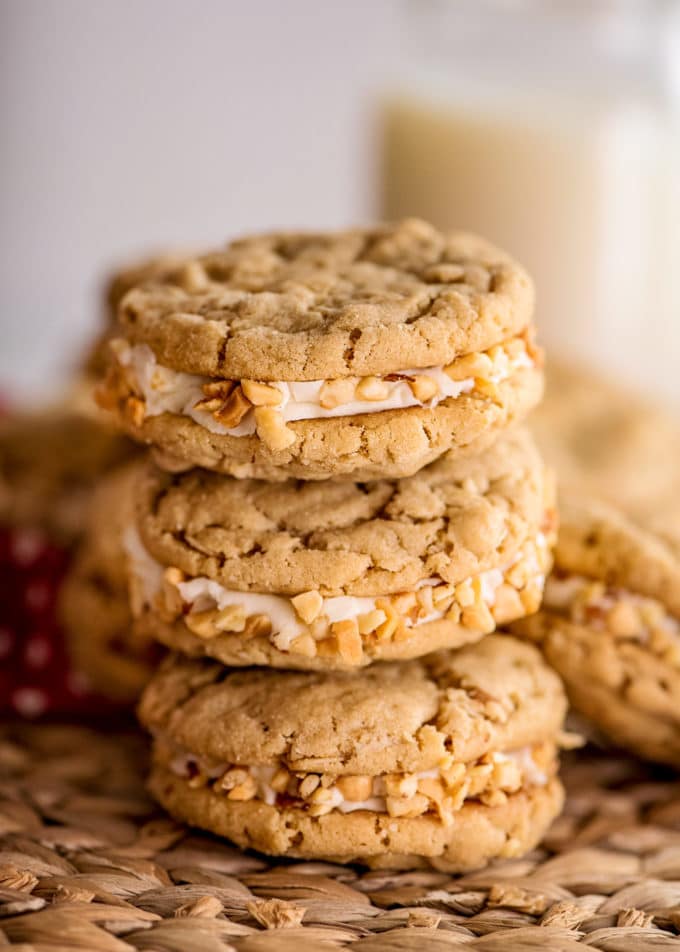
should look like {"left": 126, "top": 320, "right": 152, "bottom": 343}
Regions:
{"left": 0, "top": 526, "right": 110, "bottom": 716}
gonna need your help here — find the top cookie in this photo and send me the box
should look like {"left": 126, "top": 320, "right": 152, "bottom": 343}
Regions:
{"left": 138, "top": 635, "right": 565, "bottom": 776}
{"left": 118, "top": 219, "right": 534, "bottom": 380}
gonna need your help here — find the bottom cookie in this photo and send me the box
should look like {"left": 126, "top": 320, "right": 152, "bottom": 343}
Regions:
{"left": 139, "top": 636, "right": 567, "bottom": 870}
{"left": 149, "top": 764, "right": 563, "bottom": 871}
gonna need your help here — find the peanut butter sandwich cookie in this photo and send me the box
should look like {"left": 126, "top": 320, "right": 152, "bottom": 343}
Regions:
{"left": 514, "top": 494, "right": 680, "bottom": 767}
{"left": 59, "top": 462, "right": 160, "bottom": 703}
{"left": 0, "top": 409, "right": 134, "bottom": 545}
{"left": 534, "top": 360, "right": 680, "bottom": 527}
{"left": 127, "top": 429, "right": 556, "bottom": 671}
{"left": 98, "top": 218, "right": 542, "bottom": 481}
{"left": 138, "top": 636, "right": 567, "bottom": 870}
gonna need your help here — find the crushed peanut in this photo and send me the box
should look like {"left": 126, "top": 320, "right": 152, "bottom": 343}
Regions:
{"left": 143, "top": 530, "right": 551, "bottom": 664}
{"left": 193, "top": 379, "right": 236, "bottom": 411}
{"left": 125, "top": 395, "right": 146, "bottom": 427}
{"left": 318, "top": 377, "right": 358, "bottom": 409}
{"left": 357, "top": 609, "right": 387, "bottom": 635}
{"left": 291, "top": 590, "right": 324, "bottom": 624}
{"left": 241, "top": 379, "right": 283, "bottom": 407}
{"left": 445, "top": 351, "right": 494, "bottom": 382}
{"left": 254, "top": 407, "right": 296, "bottom": 450}
{"left": 213, "top": 605, "right": 247, "bottom": 633}
{"left": 213, "top": 386, "right": 252, "bottom": 428}
{"left": 103, "top": 333, "right": 536, "bottom": 446}
{"left": 243, "top": 614, "right": 273, "bottom": 638}
{"left": 184, "top": 610, "right": 220, "bottom": 640}
{"left": 545, "top": 573, "right": 680, "bottom": 666}
{"left": 166, "top": 740, "right": 556, "bottom": 826}
{"left": 331, "top": 619, "right": 363, "bottom": 664}
{"left": 408, "top": 375, "right": 440, "bottom": 403}
{"left": 289, "top": 633, "right": 317, "bottom": 658}
{"left": 355, "top": 376, "right": 391, "bottom": 401}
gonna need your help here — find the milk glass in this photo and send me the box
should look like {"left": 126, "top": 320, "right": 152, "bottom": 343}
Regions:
{"left": 381, "top": 0, "right": 680, "bottom": 406}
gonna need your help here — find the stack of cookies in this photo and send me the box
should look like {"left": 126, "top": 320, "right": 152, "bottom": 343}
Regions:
{"left": 98, "top": 218, "right": 569, "bottom": 870}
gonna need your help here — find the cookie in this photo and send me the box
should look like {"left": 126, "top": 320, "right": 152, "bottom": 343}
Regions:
{"left": 84, "top": 251, "right": 191, "bottom": 377}
{"left": 138, "top": 635, "right": 567, "bottom": 870}
{"left": 513, "top": 494, "right": 680, "bottom": 767}
{"left": 128, "top": 429, "right": 556, "bottom": 670}
{"left": 0, "top": 409, "right": 134, "bottom": 544}
{"left": 97, "top": 218, "right": 542, "bottom": 480}
{"left": 533, "top": 360, "right": 680, "bottom": 528}
{"left": 59, "top": 461, "right": 160, "bottom": 703}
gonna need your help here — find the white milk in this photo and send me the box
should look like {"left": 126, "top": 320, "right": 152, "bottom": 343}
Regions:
{"left": 381, "top": 1, "right": 680, "bottom": 407}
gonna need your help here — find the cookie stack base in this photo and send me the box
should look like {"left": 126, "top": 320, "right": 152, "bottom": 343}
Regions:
{"left": 149, "top": 765, "right": 563, "bottom": 871}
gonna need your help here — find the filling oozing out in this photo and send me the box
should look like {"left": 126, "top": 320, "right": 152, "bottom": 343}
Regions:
{"left": 544, "top": 573, "right": 680, "bottom": 664}
{"left": 126, "top": 526, "right": 552, "bottom": 664}
{"left": 160, "top": 738, "right": 557, "bottom": 826}
{"left": 102, "top": 332, "right": 538, "bottom": 451}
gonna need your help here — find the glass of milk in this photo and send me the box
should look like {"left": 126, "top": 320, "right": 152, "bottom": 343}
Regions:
{"left": 381, "top": 0, "right": 680, "bottom": 407}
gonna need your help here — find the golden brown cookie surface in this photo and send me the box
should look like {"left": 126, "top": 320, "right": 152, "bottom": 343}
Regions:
{"left": 118, "top": 219, "right": 534, "bottom": 380}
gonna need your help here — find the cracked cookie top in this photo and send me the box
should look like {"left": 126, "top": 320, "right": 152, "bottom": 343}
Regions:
{"left": 138, "top": 635, "right": 566, "bottom": 775}
{"left": 135, "top": 428, "right": 550, "bottom": 596}
{"left": 117, "top": 219, "right": 534, "bottom": 380}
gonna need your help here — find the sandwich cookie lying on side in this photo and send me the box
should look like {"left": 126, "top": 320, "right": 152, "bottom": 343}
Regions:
{"left": 514, "top": 494, "right": 680, "bottom": 767}
{"left": 128, "top": 429, "right": 556, "bottom": 670}
{"left": 98, "top": 218, "right": 542, "bottom": 481}
{"left": 59, "top": 461, "right": 161, "bottom": 703}
{"left": 138, "top": 636, "right": 568, "bottom": 870}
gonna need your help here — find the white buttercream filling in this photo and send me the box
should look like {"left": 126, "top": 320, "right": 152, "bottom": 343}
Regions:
{"left": 125, "top": 526, "right": 547, "bottom": 653}
{"left": 115, "top": 341, "right": 531, "bottom": 437}
{"left": 167, "top": 745, "right": 548, "bottom": 816}
{"left": 544, "top": 574, "right": 680, "bottom": 641}
{"left": 124, "top": 525, "right": 164, "bottom": 604}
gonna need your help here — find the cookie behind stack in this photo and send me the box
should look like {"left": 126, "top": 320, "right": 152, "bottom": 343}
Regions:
{"left": 0, "top": 408, "right": 135, "bottom": 715}
{"left": 514, "top": 493, "right": 680, "bottom": 767}
{"left": 59, "top": 461, "right": 160, "bottom": 703}
{"left": 97, "top": 219, "right": 567, "bottom": 869}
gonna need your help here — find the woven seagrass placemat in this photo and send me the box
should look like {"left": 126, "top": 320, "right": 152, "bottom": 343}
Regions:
{"left": 2, "top": 723, "right": 680, "bottom": 950}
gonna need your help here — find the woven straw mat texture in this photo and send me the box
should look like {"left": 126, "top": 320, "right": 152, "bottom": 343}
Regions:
{"left": 2, "top": 723, "right": 680, "bottom": 950}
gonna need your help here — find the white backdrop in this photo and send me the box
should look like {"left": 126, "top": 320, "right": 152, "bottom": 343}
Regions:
{"left": 0, "top": 0, "right": 400, "bottom": 397}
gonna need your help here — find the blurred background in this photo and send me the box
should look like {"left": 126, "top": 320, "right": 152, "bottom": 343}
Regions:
{"left": 1, "top": 0, "right": 679, "bottom": 406}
